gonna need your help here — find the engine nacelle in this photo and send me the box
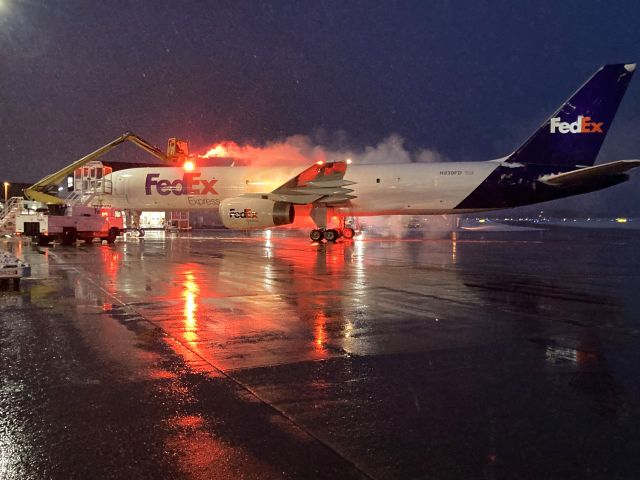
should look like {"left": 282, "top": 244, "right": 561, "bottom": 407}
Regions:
{"left": 219, "top": 197, "right": 295, "bottom": 229}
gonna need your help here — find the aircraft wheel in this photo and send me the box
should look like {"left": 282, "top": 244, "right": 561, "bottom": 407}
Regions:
{"left": 341, "top": 227, "right": 355, "bottom": 239}
{"left": 310, "top": 229, "right": 324, "bottom": 242}
{"left": 324, "top": 229, "right": 339, "bottom": 242}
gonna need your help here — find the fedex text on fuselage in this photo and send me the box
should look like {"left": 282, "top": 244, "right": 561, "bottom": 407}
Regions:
{"left": 145, "top": 173, "right": 218, "bottom": 196}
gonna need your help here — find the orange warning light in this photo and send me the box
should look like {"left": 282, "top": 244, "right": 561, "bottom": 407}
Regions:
{"left": 183, "top": 160, "right": 195, "bottom": 172}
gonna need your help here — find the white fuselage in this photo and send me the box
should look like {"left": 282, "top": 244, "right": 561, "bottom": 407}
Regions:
{"left": 96, "top": 161, "right": 501, "bottom": 216}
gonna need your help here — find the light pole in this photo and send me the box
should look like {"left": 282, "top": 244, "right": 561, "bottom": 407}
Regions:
{"left": 3, "top": 182, "right": 9, "bottom": 205}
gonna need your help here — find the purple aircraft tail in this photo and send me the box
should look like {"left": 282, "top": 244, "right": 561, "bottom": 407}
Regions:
{"left": 506, "top": 63, "right": 635, "bottom": 167}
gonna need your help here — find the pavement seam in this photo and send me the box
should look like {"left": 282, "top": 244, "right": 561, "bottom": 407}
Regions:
{"left": 51, "top": 253, "right": 376, "bottom": 480}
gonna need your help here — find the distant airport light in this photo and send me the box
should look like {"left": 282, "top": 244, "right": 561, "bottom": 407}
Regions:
{"left": 183, "top": 160, "right": 196, "bottom": 172}
{"left": 346, "top": 158, "right": 353, "bottom": 165}
{"left": 615, "top": 217, "right": 628, "bottom": 223}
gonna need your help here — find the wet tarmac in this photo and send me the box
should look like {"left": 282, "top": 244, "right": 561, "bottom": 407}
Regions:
{"left": 2, "top": 227, "right": 640, "bottom": 479}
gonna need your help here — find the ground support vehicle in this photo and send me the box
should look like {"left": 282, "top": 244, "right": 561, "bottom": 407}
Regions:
{"left": 16, "top": 206, "right": 124, "bottom": 246}
{"left": 0, "top": 249, "right": 30, "bottom": 290}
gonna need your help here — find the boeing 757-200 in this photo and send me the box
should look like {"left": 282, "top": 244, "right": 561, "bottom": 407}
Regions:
{"left": 91, "top": 63, "right": 640, "bottom": 241}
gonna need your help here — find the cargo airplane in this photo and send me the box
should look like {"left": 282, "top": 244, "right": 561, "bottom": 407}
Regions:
{"left": 44, "top": 63, "right": 640, "bottom": 241}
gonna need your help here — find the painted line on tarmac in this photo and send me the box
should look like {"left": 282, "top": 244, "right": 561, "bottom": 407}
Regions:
{"left": 47, "top": 249, "right": 375, "bottom": 480}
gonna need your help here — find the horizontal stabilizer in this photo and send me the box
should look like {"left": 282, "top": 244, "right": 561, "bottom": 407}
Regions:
{"left": 539, "top": 160, "right": 640, "bottom": 186}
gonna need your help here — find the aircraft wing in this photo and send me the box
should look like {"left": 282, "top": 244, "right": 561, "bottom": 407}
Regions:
{"left": 263, "top": 161, "right": 356, "bottom": 205}
{"left": 538, "top": 160, "right": 640, "bottom": 186}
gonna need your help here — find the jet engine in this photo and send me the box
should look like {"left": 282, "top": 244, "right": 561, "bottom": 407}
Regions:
{"left": 219, "top": 197, "right": 295, "bottom": 229}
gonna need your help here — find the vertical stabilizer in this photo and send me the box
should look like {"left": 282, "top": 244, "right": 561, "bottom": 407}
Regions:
{"left": 506, "top": 63, "right": 635, "bottom": 167}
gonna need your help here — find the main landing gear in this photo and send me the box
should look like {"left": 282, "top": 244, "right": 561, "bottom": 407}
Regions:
{"left": 309, "top": 205, "right": 356, "bottom": 242}
{"left": 310, "top": 229, "right": 325, "bottom": 242}
{"left": 309, "top": 227, "right": 355, "bottom": 242}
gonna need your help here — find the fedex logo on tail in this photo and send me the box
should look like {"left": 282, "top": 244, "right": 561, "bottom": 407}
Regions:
{"left": 550, "top": 116, "right": 603, "bottom": 134}
{"left": 145, "top": 173, "right": 218, "bottom": 196}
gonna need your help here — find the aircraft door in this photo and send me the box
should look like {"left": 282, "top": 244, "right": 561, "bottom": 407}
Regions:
{"left": 114, "top": 175, "right": 126, "bottom": 200}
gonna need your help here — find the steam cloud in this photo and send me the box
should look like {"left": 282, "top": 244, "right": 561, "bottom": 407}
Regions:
{"left": 199, "top": 133, "right": 453, "bottom": 236}
{"left": 201, "top": 133, "right": 447, "bottom": 166}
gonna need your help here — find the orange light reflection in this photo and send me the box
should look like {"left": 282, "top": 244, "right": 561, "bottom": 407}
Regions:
{"left": 99, "top": 248, "right": 121, "bottom": 295}
{"left": 313, "top": 311, "right": 327, "bottom": 352}
{"left": 183, "top": 270, "right": 200, "bottom": 342}
{"left": 451, "top": 231, "right": 458, "bottom": 263}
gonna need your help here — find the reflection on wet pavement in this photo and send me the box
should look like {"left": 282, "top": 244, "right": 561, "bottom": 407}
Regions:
{"left": 2, "top": 228, "right": 640, "bottom": 478}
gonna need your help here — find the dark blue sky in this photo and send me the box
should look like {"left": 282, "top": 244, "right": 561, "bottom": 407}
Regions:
{"left": 1, "top": 0, "right": 639, "bottom": 213}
